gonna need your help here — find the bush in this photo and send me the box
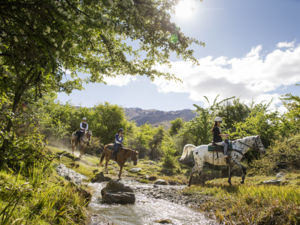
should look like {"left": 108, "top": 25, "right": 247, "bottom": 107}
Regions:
{"left": 161, "top": 137, "right": 179, "bottom": 174}
{"left": 249, "top": 134, "right": 300, "bottom": 175}
{"left": 0, "top": 131, "right": 50, "bottom": 176}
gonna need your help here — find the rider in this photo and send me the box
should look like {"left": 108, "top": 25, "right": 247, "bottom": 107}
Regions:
{"left": 77, "top": 117, "right": 89, "bottom": 144}
{"left": 113, "top": 128, "right": 124, "bottom": 159}
{"left": 212, "top": 116, "right": 230, "bottom": 158}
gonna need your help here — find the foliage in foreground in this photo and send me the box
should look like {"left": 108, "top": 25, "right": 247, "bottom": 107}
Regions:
{"left": 184, "top": 175, "right": 300, "bottom": 225}
{"left": 0, "top": 163, "right": 88, "bottom": 225}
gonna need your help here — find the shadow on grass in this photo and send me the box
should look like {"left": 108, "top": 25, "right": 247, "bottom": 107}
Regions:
{"left": 204, "top": 183, "right": 240, "bottom": 193}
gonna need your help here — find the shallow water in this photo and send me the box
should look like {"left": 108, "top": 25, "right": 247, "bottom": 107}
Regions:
{"left": 56, "top": 164, "right": 216, "bottom": 225}
{"left": 88, "top": 181, "right": 216, "bottom": 225}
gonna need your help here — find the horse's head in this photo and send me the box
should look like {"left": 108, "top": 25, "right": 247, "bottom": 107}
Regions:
{"left": 86, "top": 130, "right": 92, "bottom": 140}
{"left": 131, "top": 150, "right": 138, "bottom": 166}
{"left": 255, "top": 135, "right": 266, "bottom": 154}
{"left": 238, "top": 135, "right": 266, "bottom": 155}
{"left": 179, "top": 144, "right": 195, "bottom": 167}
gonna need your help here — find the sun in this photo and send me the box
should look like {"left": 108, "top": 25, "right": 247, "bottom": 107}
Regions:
{"left": 174, "top": 0, "right": 197, "bottom": 21}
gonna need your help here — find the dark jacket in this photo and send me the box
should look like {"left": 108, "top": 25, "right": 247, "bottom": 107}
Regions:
{"left": 213, "top": 126, "right": 222, "bottom": 143}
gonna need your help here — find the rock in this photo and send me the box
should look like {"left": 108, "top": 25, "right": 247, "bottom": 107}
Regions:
{"left": 56, "top": 164, "right": 87, "bottom": 185}
{"left": 276, "top": 172, "right": 285, "bottom": 179}
{"left": 155, "top": 219, "right": 172, "bottom": 224}
{"left": 91, "top": 172, "right": 111, "bottom": 183}
{"left": 154, "top": 179, "right": 168, "bottom": 185}
{"left": 145, "top": 175, "right": 150, "bottom": 179}
{"left": 101, "top": 180, "right": 135, "bottom": 204}
{"left": 129, "top": 168, "right": 141, "bottom": 173}
{"left": 259, "top": 179, "right": 281, "bottom": 185}
{"left": 148, "top": 176, "right": 157, "bottom": 181}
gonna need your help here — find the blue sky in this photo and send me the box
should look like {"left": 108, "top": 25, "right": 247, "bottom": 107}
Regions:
{"left": 58, "top": 0, "right": 300, "bottom": 111}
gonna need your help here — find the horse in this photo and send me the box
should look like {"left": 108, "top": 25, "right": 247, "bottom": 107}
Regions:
{"left": 179, "top": 135, "right": 265, "bottom": 186}
{"left": 70, "top": 130, "right": 92, "bottom": 158}
{"left": 99, "top": 143, "right": 138, "bottom": 179}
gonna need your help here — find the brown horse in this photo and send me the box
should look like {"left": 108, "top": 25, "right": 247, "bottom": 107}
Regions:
{"left": 99, "top": 143, "right": 138, "bottom": 179}
{"left": 70, "top": 130, "right": 92, "bottom": 158}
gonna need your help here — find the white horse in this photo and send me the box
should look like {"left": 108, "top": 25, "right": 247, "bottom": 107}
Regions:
{"left": 179, "top": 135, "right": 265, "bottom": 186}
{"left": 70, "top": 130, "right": 92, "bottom": 158}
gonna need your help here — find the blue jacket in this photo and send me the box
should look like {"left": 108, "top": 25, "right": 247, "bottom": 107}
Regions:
{"left": 115, "top": 133, "right": 123, "bottom": 144}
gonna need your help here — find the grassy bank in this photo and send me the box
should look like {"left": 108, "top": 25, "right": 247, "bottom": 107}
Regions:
{"left": 0, "top": 164, "right": 89, "bottom": 225}
{"left": 183, "top": 174, "right": 300, "bottom": 225}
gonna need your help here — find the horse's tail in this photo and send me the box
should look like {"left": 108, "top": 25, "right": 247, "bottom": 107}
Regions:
{"left": 99, "top": 145, "right": 109, "bottom": 166}
{"left": 179, "top": 144, "right": 196, "bottom": 167}
{"left": 99, "top": 152, "right": 105, "bottom": 166}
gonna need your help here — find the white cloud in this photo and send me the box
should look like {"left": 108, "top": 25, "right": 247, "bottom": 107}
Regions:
{"left": 277, "top": 41, "right": 294, "bottom": 48}
{"left": 103, "top": 75, "right": 136, "bottom": 86}
{"left": 153, "top": 42, "right": 300, "bottom": 110}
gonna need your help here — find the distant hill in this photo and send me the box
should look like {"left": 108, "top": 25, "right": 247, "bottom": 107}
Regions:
{"left": 124, "top": 108, "right": 196, "bottom": 127}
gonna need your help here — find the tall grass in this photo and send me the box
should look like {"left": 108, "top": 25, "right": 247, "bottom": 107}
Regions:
{"left": 184, "top": 176, "right": 300, "bottom": 225}
{"left": 0, "top": 162, "right": 88, "bottom": 225}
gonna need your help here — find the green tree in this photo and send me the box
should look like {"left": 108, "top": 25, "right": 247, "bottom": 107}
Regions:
{"left": 232, "top": 102, "right": 281, "bottom": 148}
{"left": 91, "top": 102, "right": 127, "bottom": 144}
{"left": 217, "top": 98, "right": 250, "bottom": 132}
{"left": 127, "top": 123, "right": 155, "bottom": 158}
{"left": 169, "top": 118, "right": 184, "bottom": 136}
{"left": 0, "top": 0, "right": 203, "bottom": 143}
{"left": 149, "top": 126, "right": 165, "bottom": 160}
{"left": 279, "top": 93, "right": 300, "bottom": 137}
{"left": 182, "top": 95, "right": 234, "bottom": 146}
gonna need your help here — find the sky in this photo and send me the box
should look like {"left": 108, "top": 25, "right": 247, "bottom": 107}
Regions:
{"left": 58, "top": 0, "right": 300, "bottom": 111}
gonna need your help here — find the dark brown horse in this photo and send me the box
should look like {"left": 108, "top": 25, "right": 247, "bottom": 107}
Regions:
{"left": 99, "top": 143, "right": 138, "bottom": 179}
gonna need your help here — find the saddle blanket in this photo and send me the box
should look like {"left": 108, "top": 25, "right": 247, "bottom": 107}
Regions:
{"left": 208, "top": 142, "right": 233, "bottom": 152}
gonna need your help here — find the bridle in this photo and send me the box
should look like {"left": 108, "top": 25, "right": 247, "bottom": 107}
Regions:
{"left": 237, "top": 136, "right": 261, "bottom": 153}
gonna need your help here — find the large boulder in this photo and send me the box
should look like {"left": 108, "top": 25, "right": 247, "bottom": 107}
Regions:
{"left": 101, "top": 180, "right": 135, "bottom": 204}
{"left": 91, "top": 172, "right": 111, "bottom": 183}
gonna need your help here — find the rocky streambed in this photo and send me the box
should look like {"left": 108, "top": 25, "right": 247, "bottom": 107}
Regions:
{"left": 56, "top": 164, "right": 216, "bottom": 225}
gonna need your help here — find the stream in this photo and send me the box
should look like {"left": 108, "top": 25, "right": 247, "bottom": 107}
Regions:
{"left": 56, "top": 164, "right": 217, "bottom": 225}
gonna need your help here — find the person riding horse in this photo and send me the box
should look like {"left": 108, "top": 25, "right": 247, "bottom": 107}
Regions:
{"left": 212, "top": 116, "right": 230, "bottom": 158}
{"left": 113, "top": 128, "right": 124, "bottom": 159}
{"left": 76, "top": 117, "right": 89, "bottom": 145}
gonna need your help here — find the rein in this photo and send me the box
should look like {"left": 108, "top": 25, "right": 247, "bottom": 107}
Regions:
{"left": 236, "top": 137, "right": 259, "bottom": 153}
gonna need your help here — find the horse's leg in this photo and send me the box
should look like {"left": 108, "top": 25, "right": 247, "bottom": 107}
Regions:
{"left": 71, "top": 140, "right": 75, "bottom": 157}
{"left": 240, "top": 164, "right": 247, "bottom": 184}
{"left": 105, "top": 157, "right": 109, "bottom": 174}
{"left": 118, "top": 164, "right": 123, "bottom": 180}
{"left": 188, "top": 163, "right": 203, "bottom": 186}
{"left": 228, "top": 164, "right": 232, "bottom": 185}
{"left": 188, "top": 169, "right": 194, "bottom": 186}
{"left": 232, "top": 158, "right": 247, "bottom": 184}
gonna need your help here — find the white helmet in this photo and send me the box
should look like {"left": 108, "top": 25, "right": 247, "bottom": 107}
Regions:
{"left": 214, "top": 116, "right": 222, "bottom": 122}
{"left": 82, "top": 117, "right": 87, "bottom": 121}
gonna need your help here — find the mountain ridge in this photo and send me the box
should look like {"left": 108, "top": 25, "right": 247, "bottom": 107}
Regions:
{"left": 124, "top": 107, "right": 196, "bottom": 127}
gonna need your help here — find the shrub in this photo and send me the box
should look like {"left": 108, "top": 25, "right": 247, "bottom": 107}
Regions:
{"left": 249, "top": 134, "right": 300, "bottom": 175}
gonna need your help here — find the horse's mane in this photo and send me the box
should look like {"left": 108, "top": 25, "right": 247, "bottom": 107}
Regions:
{"left": 233, "top": 135, "right": 257, "bottom": 143}
{"left": 122, "top": 147, "right": 137, "bottom": 153}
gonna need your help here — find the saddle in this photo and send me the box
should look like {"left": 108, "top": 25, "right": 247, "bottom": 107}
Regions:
{"left": 108, "top": 144, "right": 123, "bottom": 160}
{"left": 208, "top": 142, "right": 233, "bottom": 152}
{"left": 208, "top": 142, "right": 233, "bottom": 159}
